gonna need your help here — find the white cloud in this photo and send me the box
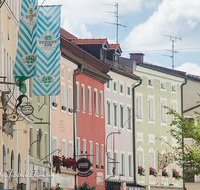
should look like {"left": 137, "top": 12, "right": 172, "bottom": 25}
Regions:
{"left": 175, "top": 62, "right": 200, "bottom": 76}
{"left": 122, "top": 0, "right": 200, "bottom": 52}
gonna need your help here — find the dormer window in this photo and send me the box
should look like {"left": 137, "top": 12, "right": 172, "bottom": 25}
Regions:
{"left": 113, "top": 54, "right": 118, "bottom": 63}
{"left": 100, "top": 50, "right": 106, "bottom": 62}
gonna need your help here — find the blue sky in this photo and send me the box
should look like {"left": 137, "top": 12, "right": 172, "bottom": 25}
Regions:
{"left": 39, "top": 0, "right": 200, "bottom": 75}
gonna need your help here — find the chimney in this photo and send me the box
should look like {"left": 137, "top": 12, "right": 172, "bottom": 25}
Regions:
{"left": 129, "top": 53, "right": 144, "bottom": 63}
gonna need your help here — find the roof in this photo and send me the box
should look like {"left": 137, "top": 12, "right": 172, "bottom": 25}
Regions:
{"left": 137, "top": 62, "right": 186, "bottom": 78}
{"left": 60, "top": 27, "right": 77, "bottom": 39}
{"left": 186, "top": 74, "right": 200, "bottom": 82}
{"left": 68, "top": 38, "right": 109, "bottom": 45}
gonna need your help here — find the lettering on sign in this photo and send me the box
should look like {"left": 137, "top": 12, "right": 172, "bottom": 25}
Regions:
{"left": 21, "top": 105, "right": 34, "bottom": 116}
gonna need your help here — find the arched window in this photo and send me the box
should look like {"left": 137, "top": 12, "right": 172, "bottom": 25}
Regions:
{"left": 18, "top": 153, "right": 21, "bottom": 184}
{"left": 7, "top": 148, "right": 10, "bottom": 171}
{"left": 3, "top": 145, "right": 6, "bottom": 172}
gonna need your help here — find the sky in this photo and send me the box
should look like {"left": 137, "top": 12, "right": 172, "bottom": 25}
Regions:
{"left": 38, "top": 0, "right": 200, "bottom": 76}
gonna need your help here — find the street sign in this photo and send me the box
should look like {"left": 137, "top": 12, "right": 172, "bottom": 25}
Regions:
{"left": 21, "top": 105, "right": 34, "bottom": 115}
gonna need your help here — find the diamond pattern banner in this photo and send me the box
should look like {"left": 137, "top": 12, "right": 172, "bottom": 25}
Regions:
{"left": 13, "top": 0, "right": 38, "bottom": 77}
{"left": 33, "top": 5, "right": 61, "bottom": 96}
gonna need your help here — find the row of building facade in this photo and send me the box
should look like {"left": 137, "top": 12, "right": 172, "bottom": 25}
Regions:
{"left": 0, "top": 1, "right": 200, "bottom": 190}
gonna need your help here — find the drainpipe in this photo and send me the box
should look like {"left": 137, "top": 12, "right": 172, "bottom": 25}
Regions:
{"left": 181, "top": 77, "right": 187, "bottom": 190}
{"left": 49, "top": 96, "right": 51, "bottom": 190}
{"left": 132, "top": 79, "right": 142, "bottom": 184}
{"left": 73, "top": 65, "right": 83, "bottom": 190}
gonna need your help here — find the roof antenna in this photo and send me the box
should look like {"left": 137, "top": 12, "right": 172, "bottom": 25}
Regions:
{"left": 163, "top": 35, "right": 181, "bottom": 69}
{"left": 104, "top": 3, "right": 127, "bottom": 43}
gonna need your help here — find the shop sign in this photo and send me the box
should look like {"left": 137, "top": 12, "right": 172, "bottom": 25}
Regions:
{"left": 77, "top": 171, "right": 93, "bottom": 177}
{"left": 21, "top": 105, "right": 34, "bottom": 115}
{"left": 78, "top": 158, "right": 91, "bottom": 172}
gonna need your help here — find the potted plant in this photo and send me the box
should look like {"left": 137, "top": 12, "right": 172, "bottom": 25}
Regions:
{"left": 138, "top": 166, "right": 145, "bottom": 176}
{"left": 162, "top": 168, "right": 169, "bottom": 177}
{"left": 53, "top": 155, "right": 61, "bottom": 167}
{"left": 62, "top": 156, "right": 78, "bottom": 171}
{"left": 172, "top": 169, "right": 182, "bottom": 180}
{"left": 149, "top": 167, "right": 158, "bottom": 177}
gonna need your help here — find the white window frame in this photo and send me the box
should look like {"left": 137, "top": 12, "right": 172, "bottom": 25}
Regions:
{"left": 113, "top": 102, "right": 118, "bottom": 127}
{"left": 136, "top": 92, "right": 143, "bottom": 122}
{"left": 149, "top": 148, "right": 155, "bottom": 168}
{"left": 121, "top": 152, "right": 125, "bottom": 176}
{"left": 120, "top": 104, "right": 124, "bottom": 128}
{"left": 52, "top": 136, "right": 57, "bottom": 156}
{"left": 100, "top": 91, "right": 103, "bottom": 117}
{"left": 137, "top": 146, "right": 144, "bottom": 168}
{"left": 68, "top": 140, "right": 73, "bottom": 158}
{"left": 77, "top": 137, "right": 80, "bottom": 159}
{"left": 94, "top": 88, "right": 99, "bottom": 116}
{"left": 148, "top": 78, "right": 154, "bottom": 88}
{"left": 107, "top": 150, "right": 111, "bottom": 175}
{"left": 76, "top": 82, "right": 80, "bottom": 110}
{"left": 68, "top": 85, "right": 73, "bottom": 114}
{"left": 171, "top": 100, "right": 177, "bottom": 125}
{"left": 128, "top": 153, "right": 133, "bottom": 177}
{"left": 119, "top": 83, "right": 124, "bottom": 96}
{"left": 61, "top": 82, "right": 66, "bottom": 113}
{"left": 101, "top": 144, "right": 104, "bottom": 169}
{"left": 61, "top": 139, "right": 66, "bottom": 157}
{"left": 127, "top": 106, "right": 132, "bottom": 130}
{"left": 96, "top": 143, "right": 99, "bottom": 169}
{"left": 88, "top": 86, "right": 92, "bottom": 114}
{"left": 61, "top": 66, "right": 64, "bottom": 79}
{"left": 82, "top": 84, "right": 85, "bottom": 112}
{"left": 148, "top": 95, "right": 155, "bottom": 124}
{"left": 106, "top": 81, "right": 111, "bottom": 91}
{"left": 107, "top": 100, "right": 111, "bottom": 125}
{"left": 83, "top": 139, "right": 86, "bottom": 158}
{"left": 171, "top": 84, "right": 177, "bottom": 94}
{"left": 89, "top": 141, "right": 93, "bottom": 167}
{"left": 160, "top": 81, "right": 166, "bottom": 91}
{"left": 127, "top": 85, "right": 131, "bottom": 97}
{"left": 113, "top": 81, "right": 117, "bottom": 93}
{"left": 161, "top": 97, "right": 167, "bottom": 126}
{"left": 114, "top": 151, "right": 118, "bottom": 175}
{"left": 68, "top": 69, "right": 71, "bottom": 83}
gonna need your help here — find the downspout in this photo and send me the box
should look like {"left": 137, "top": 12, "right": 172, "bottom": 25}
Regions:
{"left": 132, "top": 79, "right": 142, "bottom": 184}
{"left": 73, "top": 65, "right": 83, "bottom": 190}
{"left": 49, "top": 96, "right": 51, "bottom": 190}
{"left": 181, "top": 77, "right": 187, "bottom": 190}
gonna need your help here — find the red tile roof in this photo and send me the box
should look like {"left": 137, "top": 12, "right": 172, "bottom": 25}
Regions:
{"left": 68, "top": 38, "right": 108, "bottom": 45}
{"left": 109, "top": 43, "right": 122, "bottom": 53}
{"left": 60, "top": 27, "right": 77, "bottom": 39}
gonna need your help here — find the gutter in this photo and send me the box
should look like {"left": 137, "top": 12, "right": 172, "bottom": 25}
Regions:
{"left": 181, "top": 78, "right": 187, "bottom": 190}
{"left": 132, "top": 78, "right": 142, "bottom": 184}
{"left": 73, "top": 64, "right": 83, "bottom": 190}
{"left": 183, "top": 104, "right": 200, "bottom": 114}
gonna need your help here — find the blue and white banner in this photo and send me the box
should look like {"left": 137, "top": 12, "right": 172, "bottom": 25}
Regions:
{"left": 13, "top": 0, "right": 38, "bottom": 77}
{"left": 33, "top": 5, "right": 61, "bottom": 96}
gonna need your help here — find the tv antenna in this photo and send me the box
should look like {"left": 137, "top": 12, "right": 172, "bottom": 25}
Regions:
{"left": 104, "top": 3, "right": 127, "bottom": 43}
{"left": 163, "top": 35, "right": 181, "bottom": 69}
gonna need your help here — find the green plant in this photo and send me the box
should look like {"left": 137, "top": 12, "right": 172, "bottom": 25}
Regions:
{"left": 78, "top": 182, "right": 95, "bottom": 190}
{"left": 172, "top": 169, "right": 182, "bottom": 180}
{"left": 138, "top": 166, "right": 145, "bottom": 176}
{"left": 149, "top": 167, "right": 158, "bottom": 177}
{"left": 162, "top": 168, "right": 169, "bottom": 177}
{"left": 55, "top": 183, "right": 62, "bottom": 190}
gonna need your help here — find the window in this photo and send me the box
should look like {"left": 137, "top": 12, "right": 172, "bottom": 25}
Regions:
{"left": 137, "top": 151, "right": 143, "bottom": 168}
{"left": 62, "top": 140, "right": 66, "bottom": 157}
{"left": 52, "top": 95, "right": 57, "bottom": 103}
{"left": 96, "top": 143, "right": 99, "bottom": 168}
{"left": 61, "top": 83, "right": 65, "bottom": 109}
{"left": 89, "top": 141, "right": 93, "bottom": 166}
{"left": 83, "top": 139, "right": 86, "bottom": 158}
{"left": 161, "top": 99, "right": 167, "bottom": 123}
{"left": 7, "top": 54, "right": 9, "bottom": 82}
{"left": 120, "top": 105, "right": 124, "bottom": 127}
{"left": 127, "top": 107, "right": 131, "bottom": 129}
{"left": 52, "top": 137, "right": 57, "bottom": 156}
{"left": 37, "top": 131, "right": 41, "bottom": 158}
{"left": 136, "top": 95, "right": 142, "bottom": 119}
{"left": 88, "top": 87, "right": 92, "bottom": 114}
{"left": 37, "top": 96, "right": 40, "bottom": 104}
{"left": 149, "top": 153, "right": 154, "bottom": 168}
{"left": 44, "top": 96, "right": 47, "bottom": 106}
{"left": 101, "top": 145, "right": 104, "bottom": 169}
{"left": 120, "top": 84, "right": 123, "bottom": 93}
{"left": 129, "top": 155, "right": 132, "bottom": 177}
{"left": 29, "top": 127, "right": 33, "bottom": 156}
{"left": 68, "top": 86, "right": 72, "bottom": 110}
{"left": 107, "top": 152, "right": 111, "bottom": 175}
{"left": 148, "top": 79, "right": 153, "bottom": 86}
{"left": 113, "top": 82, "right": 116, "bottom": 91}
{"left": 68, "top": 70, "right": 71, "bottom": 82}
{"left": 172, "top": 84, "right": 177, "bottom": 92}
{"left": 161, "top": 82, "right": 166, "bottom": 90}
{"left": 107, "top": 101, "right": 111, "bottom": 124}
{"left": 18, "top": 153, "right": 21, "bottom": 184}
{"left": 82, "top": 85, "right": 85, "bottom": 112}
{"left": 121, "top": 154, "right": 125, "bottom": 175}
{"left": 100, "top": 91, "right": 103, "bottom": 117}
{"left": 45, "top": 133, "right": 47, "bottom": 158}
{"left": 127, "top": 86, "right": 131, "bottom": 96}
{"left": 171, "top": 101, "right": 177, "bottom": 122}
{"left": 76, "top": 82, "right": 79, "bottom": 110}
{"left": 114, "top": 153, "right": 118, "bottom": 175}
{"left": 3, "top": 145, "right": 6, "bottom": 172}
{"left": 68, "top": 141, "right": 73, "bottom": 158}
{"left": 100, "top": 50, "right": 103, "bottom": 61}
{"left": 11, "top": 150, "right": 14, "bottom": 179}
{"left": 77, "top": 138, "right": 80, "bottom": 159}
{"left": 113, "top": 103, "right": 117, "bottom": 126}
{"left": 148, "top": 96, "right": 154, "bottom": 121}
{"left": 61, "top": 67, "right": 64, "bottom": 78}
{"left": 94, "top": 89, "right": 98, "bottom": 116}
{"left": 107, "top": 81, "right": 110, "bottom": 89}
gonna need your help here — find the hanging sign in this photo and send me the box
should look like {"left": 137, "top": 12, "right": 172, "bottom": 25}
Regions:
{"left": 78, "top": 158, "right": 91, "bottom": 172}
{"left": 21, "top": 105, "right": 34, "bottom": 116}
{"left": 77, "top": 171, "right": 93, "bottom": 177}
